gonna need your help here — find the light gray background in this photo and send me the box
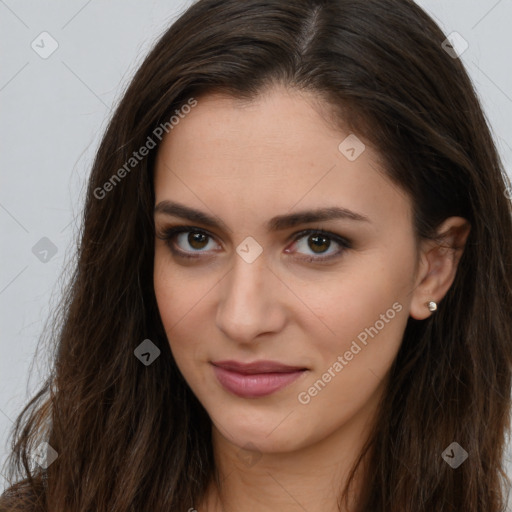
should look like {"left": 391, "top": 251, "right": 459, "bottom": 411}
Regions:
{"left": 1, "top": 0, "right": 511, "bottom": 503}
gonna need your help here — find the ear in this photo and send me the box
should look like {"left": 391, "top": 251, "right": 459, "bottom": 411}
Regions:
{"left": 410, "top": 216, "right": 471, "bottom": 320}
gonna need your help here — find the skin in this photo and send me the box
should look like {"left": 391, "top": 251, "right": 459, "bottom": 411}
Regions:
{"left": 153, "top": 84, "right": 470, "bottom": 512}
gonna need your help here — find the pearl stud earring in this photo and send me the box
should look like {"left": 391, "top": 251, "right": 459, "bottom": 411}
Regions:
{"left": 427, "top": 301, "right": 437, "bottom": 312}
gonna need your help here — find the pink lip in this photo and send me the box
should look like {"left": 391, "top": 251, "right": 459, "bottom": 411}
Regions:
{"left": 211, "top": 360, "right": 308, "bottom": 398}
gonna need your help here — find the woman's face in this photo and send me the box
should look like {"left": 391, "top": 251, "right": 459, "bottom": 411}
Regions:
{"left": 153, "top": 86, "right": 419, "bottom": 454}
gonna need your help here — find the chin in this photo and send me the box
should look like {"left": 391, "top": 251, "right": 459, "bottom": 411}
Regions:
{"left": 208, "top": 403, "right": 314, "bottom": 453}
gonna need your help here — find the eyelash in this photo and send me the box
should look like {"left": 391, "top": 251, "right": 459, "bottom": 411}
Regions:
{"left": 156, "top": 225, "right": 352, "bottom": 263}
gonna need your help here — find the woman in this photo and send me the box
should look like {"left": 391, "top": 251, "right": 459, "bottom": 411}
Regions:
{"left": 1, "top": 0, "right": 511, "bottom": 510}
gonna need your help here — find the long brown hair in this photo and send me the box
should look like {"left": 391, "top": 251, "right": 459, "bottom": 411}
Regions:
{"left": 2, "top": 0, "right": 512, "bottom": 510}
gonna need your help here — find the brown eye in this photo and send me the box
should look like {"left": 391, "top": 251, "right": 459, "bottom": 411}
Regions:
{"left": 157, "top": 226, "right": 351, "bottom": 263}
{"left": 156, "top": 226, "right": 219, "bottom": 259}
{"left": 288, "top": 229, "right": 351, "bottom": 262}
{"left": 307, "top": 234, "right": 331, "bottom": 254}
{"left": 187, "top": 231, "right": 209, "bottom": 250}
{"left": 172, "top": 230, "right": 218, "bottom": 254}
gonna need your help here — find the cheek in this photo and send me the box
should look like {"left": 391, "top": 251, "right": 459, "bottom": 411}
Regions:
{"left": 154, "top": 250, "right": 211, "bottom": 325}
{"left": 153, "top": 255, "right": 195, "bottom": 357}
{"left": 153, "top": 251, "right": 217, "bottom": 373}
{"left": 303, "top": 253, "right": 413, "bottom": 345}
{"left": 294, "top": 254, "right": 413, "bottom": 436}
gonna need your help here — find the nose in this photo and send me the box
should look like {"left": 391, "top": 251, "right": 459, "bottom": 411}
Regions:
{"left": 215, "top": 250, "right": 286, "bottom": 344}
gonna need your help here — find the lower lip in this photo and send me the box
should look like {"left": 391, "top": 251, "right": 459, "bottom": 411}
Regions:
{"left": 212, "top": 365, "right": 306, "bottom": 398}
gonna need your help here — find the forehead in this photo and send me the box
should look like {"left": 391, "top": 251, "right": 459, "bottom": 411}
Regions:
{"left": 158, "top": 87, "right": 347, "bottom": 160}
{"left": 153, "top": 86, "right": 412, "bottom": 233}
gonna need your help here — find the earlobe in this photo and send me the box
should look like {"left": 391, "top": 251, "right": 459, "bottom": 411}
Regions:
{"left": 409, "top": 216, "right": 471, "bottom": 320}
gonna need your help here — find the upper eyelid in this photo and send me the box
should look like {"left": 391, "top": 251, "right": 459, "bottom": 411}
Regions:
{"left": 157, "top": 225, "right": 219, "bottom": 243}
{"left": 156, "top": 224, "right": 346, "bottom": 239}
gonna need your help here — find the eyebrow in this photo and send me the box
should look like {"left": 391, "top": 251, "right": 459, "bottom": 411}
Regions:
{"left": 154, "top": 200, "right": 371, "bottom": 232}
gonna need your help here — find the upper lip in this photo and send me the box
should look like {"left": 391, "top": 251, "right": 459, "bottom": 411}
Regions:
{"left": 211, "top": 360, "right": 307, "bottom": 374}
